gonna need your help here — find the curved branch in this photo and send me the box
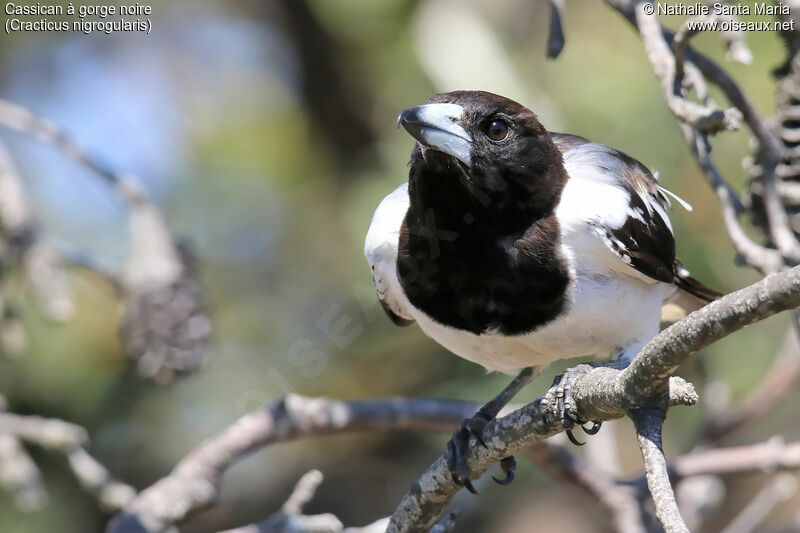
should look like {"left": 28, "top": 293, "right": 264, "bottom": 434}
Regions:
{"left": 0, "top": 100, "right": 149, "bottom": 207}
{"left": 635, "top": 5, "right": 740, "bottom": 133}
{"left": 607, "top": 0, "right": 800, "bottom": 264}
{"left": 106, "top": 397, "right": 481, "bottom": 533}
{"left": 622, "top": 265, "right": 800, "bottom": 400}
{"left": 388, "top": 265, "right": 800, "bottom": 532}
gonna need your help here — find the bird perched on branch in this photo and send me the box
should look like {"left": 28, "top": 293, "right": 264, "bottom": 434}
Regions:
{"left": 365, "top": 90, "right": 720, "bottom": 493}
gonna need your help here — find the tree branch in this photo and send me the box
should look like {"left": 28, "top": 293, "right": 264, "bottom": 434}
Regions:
{"left": 635, "top": 5, "right": 740, "bottom": 133}
{"left": 217, "top": 470, "right": 391, "bottom": 533}
{"left": 0, "top": 411, "right": 135, "bottom": 511}
{"left": 698, "top": 328, "right": 800, "bottom": 444}
{"left": 388, "top": 265, "right": 800, "bottom": 531}
{"left": 106, "top": 397, "right": 482, "bottom": 533}
{"left": 0, "top": 99, "right": 149, "bottom": 207}
{"left": 632, "top": 408, "right": 688, "bottom": 533}
{"left": 524, "top": 443, "right": 649, "bottom": 533}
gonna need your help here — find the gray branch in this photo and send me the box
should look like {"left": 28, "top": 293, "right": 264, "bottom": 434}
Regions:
{"left": 524, "top": 443, "right": 648, "bottom": 533}
{"left": 635, "top": 5, "right": 740, "bottom": 133}
{"left": 106, "top": 397, "right": 483, "bottom": 533}
{"left": 218, "top": 470, "right": 391, "bottom": 533}
{"left": 632, "top": 408, "right": 687, "bottom": 533}
{"left": 102, "top": 256, "right": 800, "bottom": 533}
{"left": 388, "top": 265, "right": 800, "bottom": 532}
{"left": 0, "top": 410, "right": 135, "bottom": 511}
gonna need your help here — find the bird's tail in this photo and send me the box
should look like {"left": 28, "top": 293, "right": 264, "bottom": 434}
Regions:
{"left": 674, "top": 271, "right": 723, "bottom": 304}
{"left": 661, "top": 262, "right": 723, "bottom": 324}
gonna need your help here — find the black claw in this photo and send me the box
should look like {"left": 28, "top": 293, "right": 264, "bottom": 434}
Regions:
{"left": 463, "top": 478, "right": 479, "bottom": 494}
{"left": 446, "top": 439, "right": 457, "bottom": 472}
{"left": 492, "top": 471, "right": 515, "bottom": 485}
{"left": 492, "top": 456, "right": 516, "bottom": 485}
{"left": 582, "top": 421, "right": 602, "bottom": 435}
{"left": 452, "top": 470, "right": 478, "bottom": 494}
{"left": 446, "top": 412, "right": 495, "bottom": 493}
{"left": 566, "top": 429, "right": 585, "bottom": 446}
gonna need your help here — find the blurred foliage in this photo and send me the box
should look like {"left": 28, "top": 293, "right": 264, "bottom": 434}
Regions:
{"left": 0, "top": 1, "right": 796, "bottom": 532}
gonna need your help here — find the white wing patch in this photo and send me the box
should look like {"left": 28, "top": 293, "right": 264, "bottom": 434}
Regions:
{"left": 557, "top": 142, "right": 678, "bottom": 284}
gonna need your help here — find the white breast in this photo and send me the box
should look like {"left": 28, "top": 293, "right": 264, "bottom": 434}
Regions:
{"left": 365, "top": 177, "right": 669, "bottom": 374}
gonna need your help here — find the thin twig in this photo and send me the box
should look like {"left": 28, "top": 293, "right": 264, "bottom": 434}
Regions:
{"left": 680, "top": 124, "right": 783, "bottom": 274}
{"left": 0, "top": 411, "right": 135, "bottom": 511}
{"left": 525, "top": 443, "right": 648, "bottom": 533}
{"left": 635, "top": 5, "right": 740, "bottom": 133}
{"left": 0, "top": 100, "right": 149, "bottom": 207}
{"left": 625, "top": 437, "right": 800, "bottom": 495}
{"left": 720, "top": 473, "right": 798, "bottom": 533}
{"left": 698, "top": 328, "right": 800, "bottom": 443}
{"left": 0, "top": 433, "right": 47, "bottom": 511}
{"left": 218, "top": 470, "right": 391, "bottom": 533}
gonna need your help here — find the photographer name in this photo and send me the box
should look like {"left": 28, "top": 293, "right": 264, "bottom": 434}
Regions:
{"left": 656, "top": 2, "right": 789, "bottom": 16}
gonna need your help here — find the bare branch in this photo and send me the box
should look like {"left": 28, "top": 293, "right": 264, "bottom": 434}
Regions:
{"left": 607, "top": 1, "right": 800, "bottom": 265}
{"left": 625, "top": 437, "right": 800, "bottom": 499}
{"left": 698, "top": 328, "right": 800, "bottom": 443}
{"left": 635, "top": 5, "right": 740, "bottom": 133}
{"left": 67, "top": 447, "right": 136, "bottom": 511}
{"left": 107, "top": 396, "right": 482, "bottom": 533}
{"left": 671, "top": 437, "right": 800, "bottom": 480}
{"left": 0, "top": 434, "right": 47, "bottom": 511}
{"left": 0, "top": 100, "right": 209, "bottom": 383}
{"left": 0, "top": 410, "right": 135, "bottom": 512}
{"left": 679, "top": 124, "right": 783, "bottom": 274}
{"left": 622, "top": 266, "right": 800, "bottom": 400}
{"left": 0, "top": 99, "right": 149, "bottom": 207}
{"left": 524, "top": 442, "right": 648, "bottom": 533}
{"left": 389, "top": 265, "right": 800, "bottom": 531}
{"left": 0, "top": 412, "right": 88, "bottom": 448}
{"left": 721, "top": 473, "right": 797, "bottom": 533}
{"left": 671, "top": 17, "right": 702, "bottom": 87}
{"left": 218, "top": 470, "right": 391, "bottom": 533}
{"left": 632, "top": 408, "right": 688, "bottom": 533}
{"left": 281, "top": 469, "right": 324, "bottom": 515}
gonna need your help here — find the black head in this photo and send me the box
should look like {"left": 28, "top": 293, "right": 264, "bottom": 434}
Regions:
{"left": 397, "top": 90, "right": 567, "bottom": 234}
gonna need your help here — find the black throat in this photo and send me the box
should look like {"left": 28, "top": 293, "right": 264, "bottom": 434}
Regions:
{"left": 397, "top": 147, "right": 572, "bottom": 336}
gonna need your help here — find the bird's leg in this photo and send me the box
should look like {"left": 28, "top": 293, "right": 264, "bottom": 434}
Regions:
{"left": 447, "top": 366, "right": 537, "bottom": 494}
{"left": 542, "top": 358, "right": 629, "bottom": 446}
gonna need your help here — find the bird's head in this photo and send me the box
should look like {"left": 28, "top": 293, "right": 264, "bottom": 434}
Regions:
{"left": 397, "top": 91, "right": 566, "bottom": 231}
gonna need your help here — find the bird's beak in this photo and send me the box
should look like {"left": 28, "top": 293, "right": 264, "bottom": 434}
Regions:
{"left": 397, "top": 103, "right": 472, "bottom": 166}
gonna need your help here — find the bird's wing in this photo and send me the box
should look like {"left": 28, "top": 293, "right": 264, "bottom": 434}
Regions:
{"left": 364, "top": 183, "right": 415, "bottom": 327}
{"left": 553, "top": 134, "right": 679, "bottom": 285}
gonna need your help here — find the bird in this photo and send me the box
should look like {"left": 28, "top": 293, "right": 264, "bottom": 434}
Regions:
{"left": 364, "top": 90, "right": 720, "bottom": 493}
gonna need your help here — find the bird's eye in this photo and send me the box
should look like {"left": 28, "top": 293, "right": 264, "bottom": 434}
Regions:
{"left": 486, "top": 119, "right": 509, "bottom": 141}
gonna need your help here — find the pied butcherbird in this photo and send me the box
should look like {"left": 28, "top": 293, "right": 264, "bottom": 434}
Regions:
{"left": 365, "top": 91, "right": 720, "bottom": 493}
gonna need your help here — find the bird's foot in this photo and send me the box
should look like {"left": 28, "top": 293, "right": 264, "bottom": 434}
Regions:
{"left": 446, "top": 411, "right": 490, "bottom": 494}
{"left": 446, "top": 411, "right": 516, "bottom": 494}
{"left": 541, "top": 363, "right": 602, "bottom": 446}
